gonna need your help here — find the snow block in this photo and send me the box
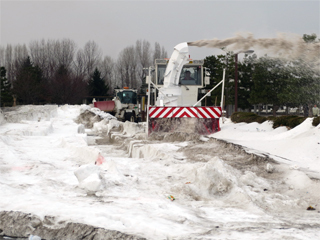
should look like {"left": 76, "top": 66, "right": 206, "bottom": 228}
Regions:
{"left": 77, "top": 124, "right": 85, "bottom": 134}
{"left": 74, "top": 164, "right": 103, "bottom": 194}
{"left": 74, "top": 164, "right": 100, "bottom": 182}
{"left": 79, "top": 173, "right": 102, "bottom": 193}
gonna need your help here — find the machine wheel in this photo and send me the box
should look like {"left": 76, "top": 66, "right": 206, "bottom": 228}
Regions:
{"left": 129, "top": 113, "right": 136, "bottom": 122}
{"left": 125, "top": 112, "right": 136, "bottom": 122}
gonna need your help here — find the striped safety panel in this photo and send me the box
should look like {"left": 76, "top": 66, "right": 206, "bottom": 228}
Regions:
{"left": 149, "top": 106, "right": 222, "bottom": 119}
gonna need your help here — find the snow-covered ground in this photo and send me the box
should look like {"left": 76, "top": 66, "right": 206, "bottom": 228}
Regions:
{"left": 0, "top": 105, "right": 319, "bottom": 240}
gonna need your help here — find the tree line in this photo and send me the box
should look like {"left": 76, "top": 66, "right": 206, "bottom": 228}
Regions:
{"left": 0, "top": 39, "right": 167, "bottom": 106}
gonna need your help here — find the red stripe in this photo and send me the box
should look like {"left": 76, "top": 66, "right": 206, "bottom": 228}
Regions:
{"left": 180, "top": 111, "right": 192, "bottom": 118}
{"left": 149, "top": 107, "right": 157, "bottom": 117}
{"left": 154, "top": 107, "right": 168, "bottom": 118}
{"left": 185, "top": 107, "right": 197, "bottom": 118}
{"left": 163, "top": 107, "right": 175, "bottom": 118}
{"left": 172, "top": 107, "right": 184, "bottom": 117}
{"left": 211, "top": 107, "right": 221, "bottom": 118}
{"left": 200, "top": 107, "right": 214, "bottom": 118}
{"left": 196, "top": 107, "right": 207, "bottom": 118}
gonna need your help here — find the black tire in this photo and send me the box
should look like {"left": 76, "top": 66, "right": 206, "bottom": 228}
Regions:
{"left": 129, "top": 113, "right": 136, "bottom": 122}
{"left": 124, "top": 112, "right": 136, "bottom": 122}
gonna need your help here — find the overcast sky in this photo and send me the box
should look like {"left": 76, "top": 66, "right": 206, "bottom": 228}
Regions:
{"left": 1, "top": 0, "right": 319, "bottom": 60}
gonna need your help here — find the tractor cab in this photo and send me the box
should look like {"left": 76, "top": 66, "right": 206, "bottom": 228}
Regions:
{"left": 115, "top": 88, "right": 138, "bottom": 104}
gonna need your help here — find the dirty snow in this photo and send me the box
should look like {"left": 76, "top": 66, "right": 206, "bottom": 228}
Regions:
{"left": 0, "top": 105, "right": 319, "bottom": 240}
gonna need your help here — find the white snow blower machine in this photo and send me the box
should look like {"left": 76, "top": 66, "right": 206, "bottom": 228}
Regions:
{"left": 146, "top": 42, "right": 225, "bottom": 135}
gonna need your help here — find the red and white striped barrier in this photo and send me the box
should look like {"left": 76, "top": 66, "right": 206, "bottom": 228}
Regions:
{"left": 148, "top": 106, "right": 222, "bottom": 119}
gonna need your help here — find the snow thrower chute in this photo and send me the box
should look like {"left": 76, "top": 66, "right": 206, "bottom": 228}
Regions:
{"left": 146, "top": 42, "right": 225, "bottom": 136}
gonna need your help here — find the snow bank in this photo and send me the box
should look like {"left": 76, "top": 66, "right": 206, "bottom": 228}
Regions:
{"left": 3, "top": 105, "right": 58, "bottom": 123}
{"left": 214, "top": 117, "right": 320, "bottom": 173}
{"left": 92, "top": 118, "right": 121, "bottom": 134}
{"left": 0, "top": 109, "right": 5, "bottom": 125}
{"left": 122, "top": 121, "right": 146, "bottom": 136}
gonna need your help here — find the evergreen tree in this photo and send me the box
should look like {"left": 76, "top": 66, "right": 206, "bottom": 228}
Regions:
{"left": 236, "top": 55, "right": 255, "bottom": 110}
{"left": 0, "top": 66, "right": 13, "bottom": 107}
{"left": 50, "top": 65, "right": 71, "bottom": 104}
{"left": 13, "top": 56, "right": 45, "bottom": 104}
{"left": 50, "top": 64, "right": 88, "bottom": 105}
{"left": 204, "top": 52, "right": 235, "bottom": 107}
{"left": 302, "top": 33, "right": 318, "bottom": 43}
{"left": 88, "top": 68, "right": 109, "bottom": 97}
{"left": 249, "top": 57, "right": 290, "bottom": 115}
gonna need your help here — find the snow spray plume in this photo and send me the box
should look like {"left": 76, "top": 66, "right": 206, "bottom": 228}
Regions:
{"left": 188, "top": 32, "right": 320, "bottom": 71}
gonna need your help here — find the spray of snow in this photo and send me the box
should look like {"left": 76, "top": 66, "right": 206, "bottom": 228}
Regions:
{"left": 188, "top": 32, "right": 320, "bottom": 68}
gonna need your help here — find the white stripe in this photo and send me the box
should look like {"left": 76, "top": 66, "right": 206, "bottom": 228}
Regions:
{"left": 199, "top": 108, "right": 211, "bottom": 118}
{"left": 149, "top": 107, "right": 157, "bottom": 115}
{"left": 183, "top": 108, "right": 192, "bottom": 118}
{"left": 174, "top": 108, "right": 185, "bottom": 117}
{"left": 172, "top": 107, "right": 180, "bottom": 117}
{"left": 206, "top": 108, "right": 218, "bottom": 118}
{"left": 213, "top": 107, "right": 222, "bottom": 115}
{"left": 150, "top": 107, "right": 163, "bottom": 118}
{"left": 159, "top": 108, "right": 173, "bottom": 118}
{"left": 190, "top": 107, "right": 201, "bottom": 118}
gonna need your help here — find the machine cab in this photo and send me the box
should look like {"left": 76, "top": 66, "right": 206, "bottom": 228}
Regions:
{"left": 154, "top": 59, "right": 206, "bottom": 106}
{"left": 115, "top": 88, "right": 137, "bottom": 104}
{"left": 155, "top": 59, "right": 204, "bottom": 87}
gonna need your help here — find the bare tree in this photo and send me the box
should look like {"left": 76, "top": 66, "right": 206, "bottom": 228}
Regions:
{"left": 12, "top": 44, "right": 29, "bottom": 79}
{"left": 0, "top": 46, "right": 6, "bottom": 67}
{"left": 53, "top": 39, "right": 76, "bottom": 70}
{"left": 135, "top": 39, "right": 151, "bottom": 89}
{"left": 29, "top": 39, "right": 59, "bottom": 80}
{"left": 73, "top": 49, "right": 86, "bottom": 79}
{"left": 116, "top": 46, "right": 137, "bottom": 88}
{"left": 99, "top": 55, "right": 115, "bottom": 94}
{"left": 30, "top": 40, "right": 44, "bottom": 69}
{"left": 153, "top": 42, "right": 161, "bottom": 62}
{"left": 161, "top": 46, "right": 168, "bottom": 59}
{"left": 83, "top": 41, "right": 102, "bottom": 79}
{"left": 153, "top": 42, "right": 168, "bottom": 62}
{"left": 5, "top": 45, "right": 14, "bottom": 84}
{"left": 13, "top": 44, "right": 28, "bottom": 66}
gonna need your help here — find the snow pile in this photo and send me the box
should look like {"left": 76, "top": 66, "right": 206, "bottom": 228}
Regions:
{"left": 185, "top": 157, "right": 271, "bottom": 210}
{"left": 88, "top": 106, "right": 117, "bottom": 121}
{"left": 0, "top": 109, "right": 5, "bottom": 125}
{"left": 214, "top": 117, "right": 320, "bottom": 173}
{"left": 3, "top": 105, "right": 58, "bottom": 123}
{"left": 122, "top": 121, "right": 146, "bottom": 136}
{"left": 92, "top": 118, "right": 121, "bottom": 134}
{"left": 75, "top": 106, "right": 116, "bottom": 130}
{"left": 190, "top": 157, "right": 239, "bottom": 197}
